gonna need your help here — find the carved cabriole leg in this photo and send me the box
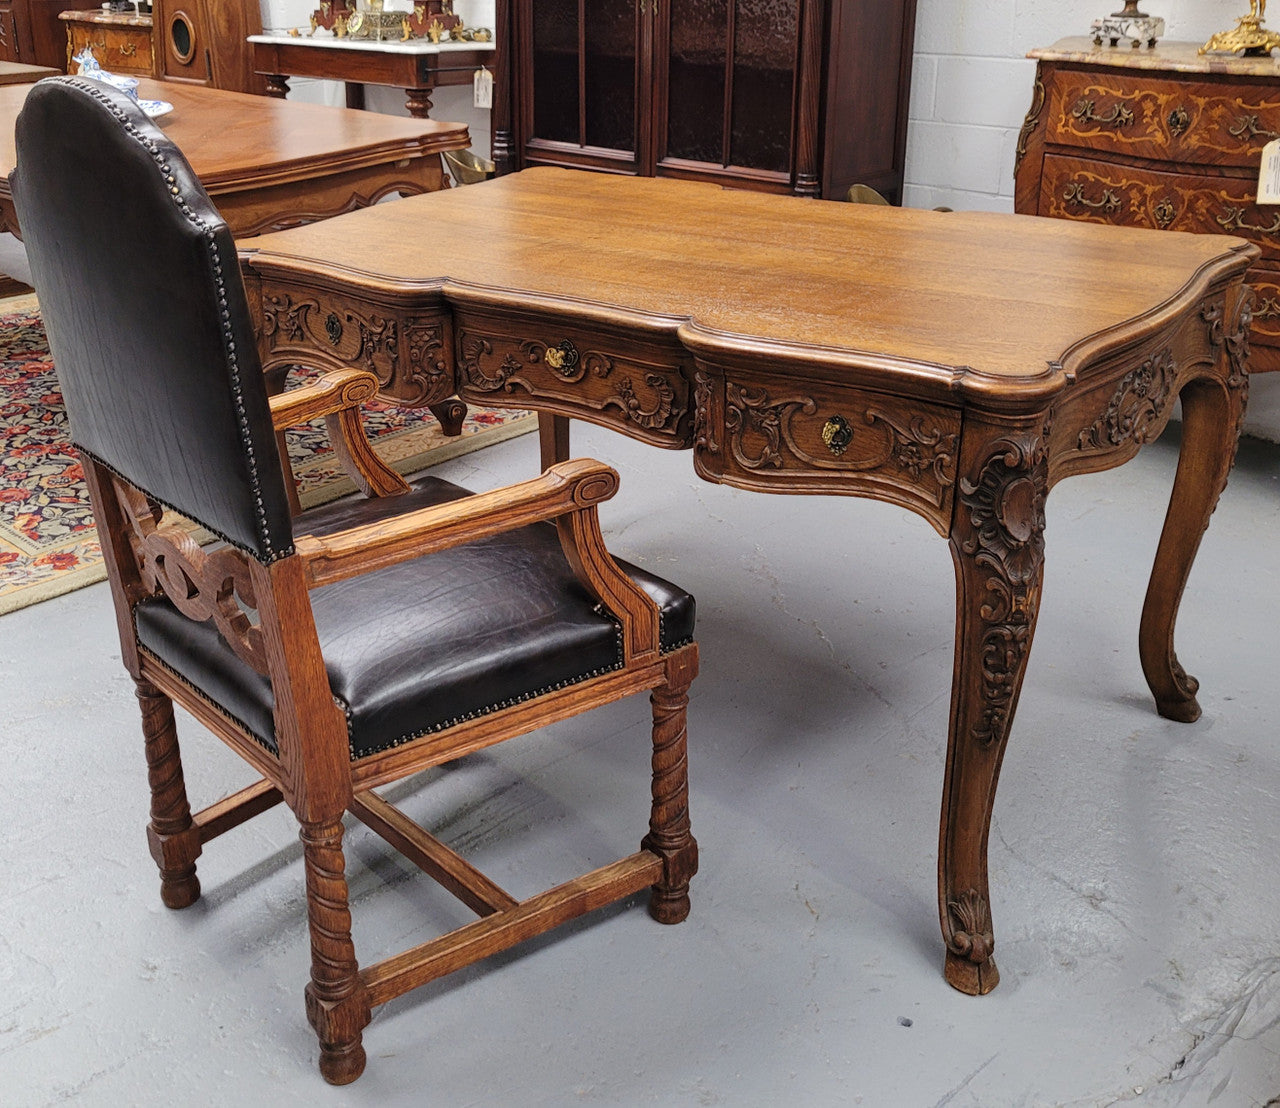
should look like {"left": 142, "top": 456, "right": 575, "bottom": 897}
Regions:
{"left": 137, "top": 678, "right": 202, "bottom": 909}
{"left": 1139, "top": 294, "right": 1252, "bottom": 722}
{"left": 940, "top": 417, "right": 1050, "bottom": 995}
{"left": 642, "top": 647, "right": 700, "bottom": 924}
{"left": 301, "top": 818, "right": 371, "bottom": 1086}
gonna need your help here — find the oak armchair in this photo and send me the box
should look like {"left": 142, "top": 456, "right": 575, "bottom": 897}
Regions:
{"left": 12, "top": 77, "right": 699, "bottom": 1084}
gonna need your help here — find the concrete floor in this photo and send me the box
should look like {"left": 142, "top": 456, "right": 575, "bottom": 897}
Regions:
{"left": 3, "top": 420, "right": 1278, "bottom": 1107}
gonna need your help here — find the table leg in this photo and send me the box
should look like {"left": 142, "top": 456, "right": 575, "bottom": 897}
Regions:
{"left": 939, "top": 419, "right": 1049, "bottom": 995}
{"left": 1139, "top": 352, "right": 1250, "bottom": 722}
{"left": 264, "top": 73, "right": 289, "bottom": 99}
{"left": 404, "top": 87, "right": 434, "bottom": 118}
{"left": 428, "top": 399, "right": 466, "bottom": 436}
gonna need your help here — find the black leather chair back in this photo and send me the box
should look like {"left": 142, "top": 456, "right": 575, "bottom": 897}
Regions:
{"left": 10, "top": 78, "right": 294, "bottom": 561}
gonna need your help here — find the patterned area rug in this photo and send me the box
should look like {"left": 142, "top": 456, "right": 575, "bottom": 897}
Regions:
{"left": 0, "top": 295, "right": 535, "bottom": 615}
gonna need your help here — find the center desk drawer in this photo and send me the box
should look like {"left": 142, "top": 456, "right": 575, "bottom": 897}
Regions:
{"left": 453, "top": 311, "right": 695, "bottom": 447}
{"left": 1039, "top": 152, "right": 1280, "bottom": 261}
{"left": 1045, "top": 68, "right": 1280, "bottom": 167}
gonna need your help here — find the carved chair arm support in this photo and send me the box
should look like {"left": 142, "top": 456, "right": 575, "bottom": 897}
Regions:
{"left": 268, "top": 368, "right": 410, "bottom": 499}
{"left": 293, "top": 458, "right": 661, "bottom": 658}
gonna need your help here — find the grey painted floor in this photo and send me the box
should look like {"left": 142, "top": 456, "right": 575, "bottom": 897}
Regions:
{"left": 3, "top": 421, "right": 1278, "bottom": 1107}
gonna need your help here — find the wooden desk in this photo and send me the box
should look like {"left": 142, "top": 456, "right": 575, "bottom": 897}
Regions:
{"left": 249, "top": 32, "right": 492, "bottom": 119}
{"left": 0, "top": 60, "right": 56, "bottom": 83}
{"left": 0, "top": 77, "right": 469, "bottom": 237}
{"left": 239, "top": 168, "right": 1257, "bottom": 997}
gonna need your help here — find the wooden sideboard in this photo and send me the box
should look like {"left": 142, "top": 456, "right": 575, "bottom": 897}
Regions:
{"left": 59, "top": 8, "right": 153, "bottom": 75}
{"left": 1015, "top": 37, "right": 1280, "bottom": 372}
{"left": 492, "top": 0, "right": 918, "bottom": 202}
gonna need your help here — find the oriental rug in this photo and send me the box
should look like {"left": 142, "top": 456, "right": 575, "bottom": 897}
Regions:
{"left": 0, "top": 296, "right": 535, "bottom": 615}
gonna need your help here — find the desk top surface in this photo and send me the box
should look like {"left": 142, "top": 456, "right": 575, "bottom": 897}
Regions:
{"left": 0, "top": 78, "right": 469, "bottom": 191}
{"left": 243, "top": 168, "right": 1254, "bottom": 397}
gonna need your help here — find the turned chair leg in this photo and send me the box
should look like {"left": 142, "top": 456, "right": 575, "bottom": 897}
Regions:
{"left": 300, "top": 818, "right": 372, "bottom": 1086}
{"left": 642, "top": 651, "right": 699, "bottom": 924}
{"left": 137, "top": 678, "right": 202, "bottom": 909}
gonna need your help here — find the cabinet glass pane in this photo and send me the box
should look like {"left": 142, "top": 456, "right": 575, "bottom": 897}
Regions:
{"left": 584, "top": 0, "right": 637, "bottom": 152}
{"left": 532, "top": 0, "right": 580, "bottom": 144}
{"left": 730, "top": 0, "right": 798, "bottom": 172}
{"left": 667, "top": 0, "right": 728, "bottom": 165}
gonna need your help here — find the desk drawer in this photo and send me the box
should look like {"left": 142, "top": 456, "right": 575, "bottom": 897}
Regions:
{"left": 1046, "top": 68, "right": 1280, "bottom": 167}
{"left": 453, "top": 312, "right": 694, "bottom": 447}
{"left": 1039, "top": 153, "right": 1280, "bottom": 260}
{"left": 693, "top": 367, "right": 960, "bottom": 532}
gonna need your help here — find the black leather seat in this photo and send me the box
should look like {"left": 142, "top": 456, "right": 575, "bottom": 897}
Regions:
{"left": 12, "top": 76, "right": 699, "bottom": 1085}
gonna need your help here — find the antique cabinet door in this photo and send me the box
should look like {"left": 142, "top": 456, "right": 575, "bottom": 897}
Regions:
{"left": 519, "top": 0, "right": 652, "bottom": 175}
{"left": 655, "top": 0, "right": 802, "bottom": 190}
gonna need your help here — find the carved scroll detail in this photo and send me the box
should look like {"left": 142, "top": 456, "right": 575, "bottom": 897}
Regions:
{"left": 724, "top": 382, "right": 816, "bottom": 470}
{"left": 1077, "top": 348, "right": 1177, "bottom": 451}
{"left": 958, "top": 431, "right": 1048, "bottom": 748}
{"left": 399, "top": 323, "right": 450, "bottom": 404}
{"left": 262, "top": 293, "right": 312, "bottom": 344}
{"left": 865, "top": 408, "right": 958, "bottom": 488}
{"left": 115, "top": 479, "right": 267, "bottom": 674}
{"left": 947, "top": 888, "right": 994, "bottom": 965}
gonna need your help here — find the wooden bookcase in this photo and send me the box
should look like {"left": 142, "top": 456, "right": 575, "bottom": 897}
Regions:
{"left": 491, "top": 0, "right": 917, "bottom": 202}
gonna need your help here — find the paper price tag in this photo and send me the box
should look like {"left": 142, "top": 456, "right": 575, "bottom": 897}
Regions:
{"left": 474, "top": 67, "right": 493, "bottom": 110}
{"left": 1258, "top": 138, "right": 1280, "bottom": 204}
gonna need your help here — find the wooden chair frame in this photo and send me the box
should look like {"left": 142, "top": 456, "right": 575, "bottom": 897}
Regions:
{"left": 83, "top": 366, "right": 698, "bottom": 1084}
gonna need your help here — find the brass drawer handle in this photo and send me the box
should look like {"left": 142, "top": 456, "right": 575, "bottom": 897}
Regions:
{"left": 1063, "top": 182, "right": 1122, "bottom": 213}
{"left": 1167, "top": 107, "right": 1190, "bottom": 135}
{"left": 1071, "top": 97, "right": 1134, "bottom": 128}
{"left": 1153, "top": 199, "right": 1177, "bottom": 228}
{"left": 1215, "top": 205, "right": 1280, "bottom": 235}
{"left": 118, "top": 42, "right": 137, "bottom": 56}
{"left": 821, "top": 415, "right": 853, "bottom": 456}
{"left": 1228, "top": 114, "right": 1280, "bottom": 142}
{"left": 543, "top": 339, "right": 580, "bottom": 374}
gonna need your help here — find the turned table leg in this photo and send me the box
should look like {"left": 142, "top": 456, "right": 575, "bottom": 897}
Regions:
{"left": 1139, "top": 368, "right": 1249, "bottom": 722}
{"left": 404, "top": 87, "right": 434, "bottom": 118}
{"left": 939, "top": 420, "right": 1050, "bottom": 995}
{"left": 263, "top": 74, "right": 289, "bottom": 99}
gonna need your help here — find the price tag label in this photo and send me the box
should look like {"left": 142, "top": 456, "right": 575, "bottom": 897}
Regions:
{"left": 474, "top": 67, "right": 493, "bottom": 110}
{"left": 1258, "top": 138, "right": 1280, "bottom": 204}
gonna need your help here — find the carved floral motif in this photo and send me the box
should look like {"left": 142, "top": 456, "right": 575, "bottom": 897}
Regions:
{"left": 692, "top": 370, "right": 719, "bottom": 456}
{"left": 1077, "top": 348, "right": 1177, "bottom": 451}
{"left": 865, "top": 408, "right": 958, "bottom": 488}
{"left": 958, "top": 430, "right": 1048, "bottom": 748}
{"left": 262, "top": 293, "right": 310, "bottom": 345}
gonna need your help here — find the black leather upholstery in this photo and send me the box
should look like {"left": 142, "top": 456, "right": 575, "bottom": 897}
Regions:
{"left": 135, "top": 475, "right": 695, "bottom": 759}
{"left": 10, "top": 78, "right": 294, "bottom": 560}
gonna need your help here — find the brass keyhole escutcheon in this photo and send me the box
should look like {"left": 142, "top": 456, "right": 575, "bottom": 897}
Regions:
{"left": 543, "top": 339, "right": 580, "bottom": 375}
{"left": 1154, "top": 199, "right": 1177, "bottom": 229}
{"left": 821, "top": 414, "right": 854, "bottom": 456}
{"left": 1168, "top": 107, "right": 1190, "bottom": 135}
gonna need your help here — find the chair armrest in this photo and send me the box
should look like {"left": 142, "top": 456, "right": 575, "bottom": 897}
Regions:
{"left": 268, "top": 368, "right": 410, "bottom": 499}
{"left": 294, "top": 458, "right": 661, "bottom": 661}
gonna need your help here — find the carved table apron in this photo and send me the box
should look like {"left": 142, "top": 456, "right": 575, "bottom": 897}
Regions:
{"left": 240, "top": 168, "right": 1258, "bottom": 997}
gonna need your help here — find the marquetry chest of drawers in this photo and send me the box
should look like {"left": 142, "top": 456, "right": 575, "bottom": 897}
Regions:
{"left": 59, "top": 9, "right": 154, "bottom": 76}
{"left": 1015, "top": 37, "right": 1280, "bottom": 372}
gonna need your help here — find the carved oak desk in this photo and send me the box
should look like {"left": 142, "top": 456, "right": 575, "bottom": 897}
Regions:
{"left": 239, "top": 168, "right": 1258, "bottom": 997}
{"left": 0, "top": 77, "right": 470, "bottom": 238}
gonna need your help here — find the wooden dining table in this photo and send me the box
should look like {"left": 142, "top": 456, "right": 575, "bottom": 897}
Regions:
{"left": 0, "top": 76, "right": 471, "bottom": 239}
{"left": 238, "top": 167, "right": 1257, "bottom": 997}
